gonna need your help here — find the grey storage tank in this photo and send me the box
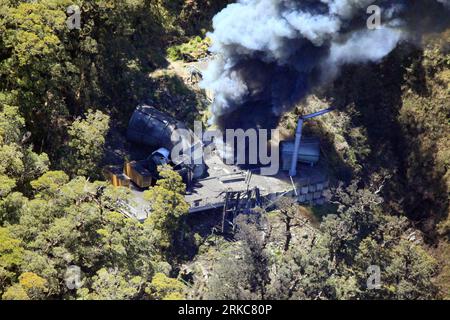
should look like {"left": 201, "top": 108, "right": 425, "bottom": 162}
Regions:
{"left": 281, "top": 137, "right": 320, "bottom": 171}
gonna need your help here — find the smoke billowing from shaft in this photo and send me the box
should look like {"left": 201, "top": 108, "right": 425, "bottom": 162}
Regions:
{"left": 200, "top": 0, "right": 449, "bottom": 126}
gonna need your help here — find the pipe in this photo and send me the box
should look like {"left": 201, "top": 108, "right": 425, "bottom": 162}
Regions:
{"left": 289, "top": 118, "right": 303, "bottom": 177}
{"left": 289, "top": 107, "right": 334, "bottom": 177}
{"left": 302, "top": 107, "right": 334, "bottom": 119}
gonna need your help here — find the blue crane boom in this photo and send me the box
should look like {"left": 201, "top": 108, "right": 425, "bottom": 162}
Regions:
{"left": 289, "top": 107, "right": 334, "bottom": 177}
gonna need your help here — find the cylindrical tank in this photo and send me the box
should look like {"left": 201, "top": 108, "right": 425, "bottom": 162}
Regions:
{"left": 281, "top": 138, "right": 320, "bottom": 171}
{"left": 127, "top": 105, "right": 189, "bottom": 149}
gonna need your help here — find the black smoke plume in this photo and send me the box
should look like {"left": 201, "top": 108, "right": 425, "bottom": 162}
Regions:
{"left": 200, "top": 0, "right": 450, "bottom": 129}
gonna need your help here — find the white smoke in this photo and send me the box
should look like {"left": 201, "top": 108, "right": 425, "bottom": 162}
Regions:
{"left": 324, "top": 27, "right": 404, "bottom": 78}
{"left": 203, "top": 58, "right": 249, "bottom": 118}
{"left": 283, "top": 11, "right": 340, "bottom": 46}
{"left": 207, "top": 0, "right": 297, "bottom": 62}
{"left": 437, "top": 0, "right": 450, "bottom": 8}
{"left": 201, "top": 0, "right": 449, "bottom": 122}
{"left": 322, "top": 0, "right": 376, "bottom": 19}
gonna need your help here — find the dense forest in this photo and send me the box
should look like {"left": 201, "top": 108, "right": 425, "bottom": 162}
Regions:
{"left": 0, "top": 0, "right": 449, "bottom": 300}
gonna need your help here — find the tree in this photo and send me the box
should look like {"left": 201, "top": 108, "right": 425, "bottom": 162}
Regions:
{"left": 0, "top": 191, "right": 27, "bottom": 226}
{"left": 30, "top": 170, "right": 69, "bottom": 197}
{"left": 146, "top": 272, "right": 185, "bottom": 300}
{"left": 77, "top": 268, "right": 143, "bottom": 300}
{"left": 143, "top": 166, "right": 189, "bottom": 256}
{"left": 203, "top": 180, "right": 440, "bottom": 300}
{"left": 0, "top": 227, "right": 24, "bottom": 294}
{"left": 0, "top": 103, "right": 48, "bottom": 228}
{"left": 96, "top": 211, "right": 155, "bottom": 279}
{"left": 0, "top": 1, "right": 72, "bottom": 153}
{"left": 276, "top": 197, "right": 309, "bottom": 251}
{"left": 0, "top": 104, "right": 49, "bottom": 204}
{"left": 385, "top": 240, "right": 438, "bottom": 299}
{"left": 290, "top": 181, "right": 439, "bottom": 300}
{"left": 205, "top": 214, "right": 271, "bottom": 300}
{"left": 1, "top": 284, "right": 29, "bottom": 300}
{"left": 2, "top": 272, "right": 48, "bottom": 300}
{"left": 65, "top": 109, "right": 110, "bottom": 178}
{"left": 204, "top": 247, "right": 258, "bottom": 300}
{"left": 10, "top": 174, "right": 159, "bottom": 299}
{"left": 234, "top": 214, "right": 271, "bottom": 299}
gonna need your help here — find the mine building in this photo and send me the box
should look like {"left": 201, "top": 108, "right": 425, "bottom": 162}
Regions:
{"left": 104, "top": 105, "right": 330, "bottom": 228}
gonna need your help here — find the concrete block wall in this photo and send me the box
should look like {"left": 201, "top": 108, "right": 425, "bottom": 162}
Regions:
{"left": 297, "top": 180, "right": 329, "bottom": 206}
